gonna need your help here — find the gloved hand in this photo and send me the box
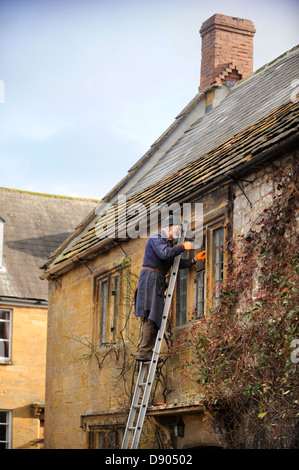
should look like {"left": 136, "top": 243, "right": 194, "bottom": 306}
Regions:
{"left": 195, "top": 250, "right": 206, "bottom": 261}
{"left": 182, "top": 241, "right": 193, "bottom": 251}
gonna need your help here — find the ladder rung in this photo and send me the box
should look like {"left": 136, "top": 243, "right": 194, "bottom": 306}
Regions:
{"left": 133, "top": 405, "right": 141, "bottom": 409}
{"left": 128, "top": 426, "right": 135, "bottom": 431}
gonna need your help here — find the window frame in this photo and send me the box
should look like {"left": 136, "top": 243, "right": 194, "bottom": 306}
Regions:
{"left": 0, "top": 410, "right": 12, "bottom": 449}
{"left": 93, "top": 267, "right": 126, "bottom": 348}
{"left": 194, "top": 235, "right": 206, "bottom": 319}
{"left": 172, "top": 218, "right": 226, "bottom": 326}
{"left": 88, "top": 425, "right": 122, "bottom": 449}
{"left": 205, "top": 219, "right": 226, "bottom": 314}
{"left": 214, "top": 226, "right": 225, "bottom": 305}
{"left": 176, "top": 250, "right": 189, "bottom": 326}
{"left": 99, "top": 279, "right": 109, "bottom": 345}
{"left": 0, "top": 308, "right": 12, "bottom": 363}
{"left": 111, "top": 275, "right": 120, "bottom": 343}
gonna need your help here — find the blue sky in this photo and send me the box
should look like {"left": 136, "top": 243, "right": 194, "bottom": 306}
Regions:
{"left": 0, "top": 0, "right": 298, "bottom": 200}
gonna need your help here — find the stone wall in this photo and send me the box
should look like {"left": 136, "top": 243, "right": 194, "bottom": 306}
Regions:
{"left": 233, "top": 152, "right": 298, "bottom": 240}
{"left": 0, "top": 304, "right": 47, "bottom": 448}
{"left": 44, "top": 152, "right": 298, "bottom": 448}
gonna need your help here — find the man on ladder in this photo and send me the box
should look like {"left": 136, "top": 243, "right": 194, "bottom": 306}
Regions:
{"left": 122, "top": 216, "right": 206, "bottom": 449}
{"left": 134, "top": 215, "right": 206, "bottom": 362}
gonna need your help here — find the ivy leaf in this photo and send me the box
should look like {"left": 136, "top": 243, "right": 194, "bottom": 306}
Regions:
{"left": 258, "top": 412, "right": 268, "bottom": 419}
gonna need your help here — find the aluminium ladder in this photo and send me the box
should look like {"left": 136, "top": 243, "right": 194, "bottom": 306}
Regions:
{"left": 121, "top": 221, "right": 188, "bottom": 449}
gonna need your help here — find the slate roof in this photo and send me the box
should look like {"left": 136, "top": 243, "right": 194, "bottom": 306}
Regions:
{"left": 44, "top": 98, "right": 299, "bottom": 274}
{"left": 125, "top": 45, "right": 299, "bottom": 197}
{"left": 42, "top": 45, "right": 299, "bottom": 277}
{"left": 0, "top": 188, "right": 98, "bottom": 301}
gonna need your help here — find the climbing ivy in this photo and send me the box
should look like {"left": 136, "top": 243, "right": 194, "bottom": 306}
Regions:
{"left": 178, "top": 158, "right": 299, "bottom": 448}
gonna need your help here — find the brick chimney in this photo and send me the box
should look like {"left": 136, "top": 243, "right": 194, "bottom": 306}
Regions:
{"left": 199, "top": 14, "right": 256, "bottom": 90}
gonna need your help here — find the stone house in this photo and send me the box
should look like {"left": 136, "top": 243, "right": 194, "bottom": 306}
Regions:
{"left": 0, "top": 188, "right": 97, "bottom": 448}
{"left": 41, "top": 14, "right": 299, "bottom": 449}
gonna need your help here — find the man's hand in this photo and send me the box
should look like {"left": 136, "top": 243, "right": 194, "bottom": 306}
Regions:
{"left": 182, "top": 242, "right": 193, "bottom": 251}
{"left": 195, "top": 250, "right": 206, "bottom": 261}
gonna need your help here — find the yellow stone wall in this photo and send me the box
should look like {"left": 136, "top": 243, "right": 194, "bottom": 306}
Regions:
{"left": 45, "top": 238, "right": 145, "bottom": 448}
{"left": 44, "top": 187, "right": 230, "bottom": 449}
{"left": 44, "top": 154, "right": 298, "bottom": 449}
{"left": 0, "top": 304, "right": 47, "bottom": 448}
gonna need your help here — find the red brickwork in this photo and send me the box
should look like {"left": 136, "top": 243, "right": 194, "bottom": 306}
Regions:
{"left": 199, "top": 14, "right": 256, "bottom": 89}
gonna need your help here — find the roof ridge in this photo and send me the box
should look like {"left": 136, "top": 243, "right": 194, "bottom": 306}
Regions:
{"left": 0, "top": 186, "right": 99, "bottom": 203}
{"left": 232, "top": 43, "right": 299, "bottom": 90}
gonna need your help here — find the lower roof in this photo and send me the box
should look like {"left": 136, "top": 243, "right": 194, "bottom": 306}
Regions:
{"left": 0, "top": 188, "right": 98, "bottom": 300}
{"left": 43, "top": 99, "right": 299, "bottom": 276}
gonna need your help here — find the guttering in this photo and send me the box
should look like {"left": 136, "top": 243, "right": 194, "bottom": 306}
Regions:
{"left": 40, "top": 237, "right": 119, "bottom": 280}
{"left": 0, "top": 296, "right": 48, "bottom": 309}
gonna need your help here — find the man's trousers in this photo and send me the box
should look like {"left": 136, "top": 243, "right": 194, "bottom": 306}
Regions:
{"left": 136, "top": 317, "right": 158, "bottom": 356}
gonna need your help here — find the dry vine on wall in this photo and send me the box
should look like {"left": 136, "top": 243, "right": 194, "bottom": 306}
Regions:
{"left": 67, "top": 258, "right": 172, "bottom": 415}
{"left": 177, "top": 159, "right": 299, "bottom": 448}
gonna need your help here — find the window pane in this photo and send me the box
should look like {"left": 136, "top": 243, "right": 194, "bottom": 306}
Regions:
{"left": 0, "top": 310, "right": 11, "bottom": 359}
{"left": 195, "top": 269, "right": 205, "bottom": 318}
{"left": 0, "top": 310, "right": 10, "bottom": 321}
{"left": 0, "top": 424, "right": 6, "bottom": 441}
{"left": 112, "top": 276, "right": 120, "bottom": 342}
{"left": 177, "top": 252, "right": 188, "bottom": 326}
{"left": 214, "top": 228, "right": 224, "bottom": 301}
{"left": 0, "top": 411, "right": 10, "bottom": 449}
{"left": 89, "top": 430, "right": 120, "bottom": 450}
{"left": 100, "top": 281, "right": 108, "bottom": 345}
{"left": 194, "top": 237, "right": 206, "bottom": 318}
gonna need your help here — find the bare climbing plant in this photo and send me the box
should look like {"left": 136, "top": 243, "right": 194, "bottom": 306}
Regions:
{"left": 66, "top": 257, "right": 173, "bottom": 413}
{"left": 176, "top": 158, "right": 299, "bottom": 448}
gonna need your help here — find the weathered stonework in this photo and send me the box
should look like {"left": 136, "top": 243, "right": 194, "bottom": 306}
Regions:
{"left": 44, "top": 187, "right": 232, "bottom": 448}
{"left": 44, "top": 152, "right": 298, "bottom": 449}
{"left": 0, "top": 305, "right": 47, "bottom": 448}
{"left": 232, "top": 152, "right": 298, "bottom": 240}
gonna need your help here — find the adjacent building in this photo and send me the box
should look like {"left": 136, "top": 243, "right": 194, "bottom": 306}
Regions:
{"left": 0, "top": 188, "right": 97, "bottom": 448}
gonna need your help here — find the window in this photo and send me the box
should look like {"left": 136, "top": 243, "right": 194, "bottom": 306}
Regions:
{"left": 171, "top": 221, "right": 226, "bottom": 325}
{"left": 176, "top": 251, "right": 188, "bottom": 326}
{"left": 192, "top": 224, "right": 225, "bottom": 319}
{"left": 0, "top": 309, "right": 12, "bottom": 362}
{"left": 94, "top": 268, "right": 125, "bottom": 347}
{"left": 194, "top": 237, "right": 206, "bottom": 319}
{"left": 0, "top": 410, "right": 12, "bottom": 449}
{"left": 88, "top": 427, "right": 122, "bottom": 449}
{"left": 214, "top": 228, "right": 224, "bottom": 303}
{"left": 100, "top": 280, "right": 108, "bottom": 345}
{"left": 111, "top": 275, "right": 120, "bottom": 343}
{"left": 195, "top": 268, "right": 205, "bottom": 317}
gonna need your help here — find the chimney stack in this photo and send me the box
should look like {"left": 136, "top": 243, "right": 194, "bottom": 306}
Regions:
{"left": 199, "top": 14, "right": 256, "bottom": 90}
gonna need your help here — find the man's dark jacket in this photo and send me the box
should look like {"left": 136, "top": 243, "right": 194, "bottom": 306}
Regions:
{"left": 134, "top": 230, "right": 193, "bottom": 328}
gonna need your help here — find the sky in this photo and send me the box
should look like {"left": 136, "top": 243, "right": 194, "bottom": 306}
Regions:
{"left": 0, "top": 0, "right": 298, "bottom": 200}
